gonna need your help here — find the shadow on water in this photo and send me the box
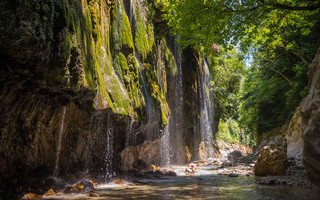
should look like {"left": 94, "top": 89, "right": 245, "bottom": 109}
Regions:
{"left": 44, "top": 175, "right": 320, "bottom": 200}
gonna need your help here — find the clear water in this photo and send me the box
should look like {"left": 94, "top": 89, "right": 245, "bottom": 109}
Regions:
{"left": 44, "top": 170, "right": 320, "bottom": 200}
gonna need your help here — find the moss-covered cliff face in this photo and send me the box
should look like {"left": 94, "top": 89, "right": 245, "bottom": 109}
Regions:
{"left": 0, "top": 0, "right": 165, "bottom": 189}
{"left": 0, "top": 0, "right": 213, "bottom": 194}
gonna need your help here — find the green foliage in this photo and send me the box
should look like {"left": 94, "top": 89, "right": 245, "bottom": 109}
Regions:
{"left": 216, "top": 118, "right": 241, "bottom": 144}
{"left": 161, "top": 0, "right": 320, "bottom": 53}
{"left": 237, "top": 20, "right": 320, "bottom": 136}
{"left": 207, "top": 48, "right": 245, "bottom": 119}
{"left": 160, "top": 0, "right": 320, "bottom": 143}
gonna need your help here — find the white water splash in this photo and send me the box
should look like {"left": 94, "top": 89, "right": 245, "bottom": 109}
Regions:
{"left": 53, "top": 106, "right": 67, "bottom": 177}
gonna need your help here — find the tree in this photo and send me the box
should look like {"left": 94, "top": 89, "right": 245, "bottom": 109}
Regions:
{"left": 158, "top": 0, "right": 320, "bottom": 142}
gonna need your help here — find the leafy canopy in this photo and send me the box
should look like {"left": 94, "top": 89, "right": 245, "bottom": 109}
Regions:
{"left": 159, "top": 0, "right": 320, "bottom": 53}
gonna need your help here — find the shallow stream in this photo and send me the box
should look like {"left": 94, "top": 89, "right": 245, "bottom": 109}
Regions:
{"left": 44, "top": 166, "right": 320, "bottom": 200}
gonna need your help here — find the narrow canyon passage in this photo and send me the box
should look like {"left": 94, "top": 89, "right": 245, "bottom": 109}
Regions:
{"left": 1, "top": 0, "right": 320, "bottom": 199}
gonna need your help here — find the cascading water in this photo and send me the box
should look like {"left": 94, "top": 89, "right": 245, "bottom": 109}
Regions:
{"left": 160, "top": 116, "right": 171, "bottom": 167}
{"left": 130, "top": 0, "right": 133, "bottom": 26}
{"left": 122, "top": 118, "right": 134, "bottom": 169}
{"left": 198, "top": 59, "right": 215, "bottom": 159}
{"left": 53, "top": 106, "right": 67, "bottom": 177}
{"left": 169, "top": 35, "right": 185, "bottom": 164}
{"left": 135, "top": 55, "right": 157, "bottom": 124}
{"left": 104, "top": 115, "right": 115, "bottom": 181}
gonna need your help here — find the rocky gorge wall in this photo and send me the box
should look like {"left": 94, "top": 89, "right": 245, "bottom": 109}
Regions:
{"left": 0, "top": 0, "right": 216, "bottom": 191}
{"left": 300, "top": 46, "right": 320, "bottom": 187}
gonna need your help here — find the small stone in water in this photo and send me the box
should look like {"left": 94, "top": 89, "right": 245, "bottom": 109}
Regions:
{"left": 165, "top": 171, "right": 177, "bottom": 176}
{"left": 115, "top": 179, "right": 125, "bottom": 185}
{"left": 43, "top": 189, "right": 54, "bottom": 196}
{"left": 228, "top": 173, "right": 239, "bottom": 177}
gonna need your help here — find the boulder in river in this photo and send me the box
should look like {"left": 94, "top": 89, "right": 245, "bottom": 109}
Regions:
{"left": 227, "top": 150, "right": 242, "bottom": 165}
{"left": 254, "top": 136, "right": 288, "bottom": 176}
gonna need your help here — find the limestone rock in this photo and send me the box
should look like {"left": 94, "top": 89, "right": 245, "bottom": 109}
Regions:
{"left": 300, "top": 46, "right": 320, "bottom": 187}
{"left": 254, "top": 136, "right": 288, "bottom": 176}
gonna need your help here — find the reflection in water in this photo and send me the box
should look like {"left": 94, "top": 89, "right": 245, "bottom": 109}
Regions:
{"left": 45, "top": 174, "right": 320, "bottom": 200}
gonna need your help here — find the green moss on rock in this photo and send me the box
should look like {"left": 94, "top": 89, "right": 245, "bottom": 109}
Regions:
{"left": 134, "top": 10, "right": 154, "bottom": 60}
{"left": 111, "top": 0, "right": 134, "bottom": 54}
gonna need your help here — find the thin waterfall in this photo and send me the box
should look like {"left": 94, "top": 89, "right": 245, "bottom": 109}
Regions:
{"left": 104, "top": 114, "right": 115, "bottom": 181}
{"left": 160, "top": 116, "right": 171, "bottom": 167}
{"left": 85, "top": 87, "right": 102, "bottom": 173}
{"left": 122, "top": 118, "right": 134, "bottom": 166}
{"left": 198, "top": 59, "right": 215, "bottom": 159}
{"left": 130, "top": 0, "right": 133, "bottom": 27}
{"left": 125, "top": 118, "right": 134, "bottom": 148}
{"left": 169, "top": 35, "right": 185, "bottom": 164}
{"left": 53, "top": 106, "right": 67, "bottom": 177}
{"left": 135, "top": 54, "right": 157, "bottom": 124}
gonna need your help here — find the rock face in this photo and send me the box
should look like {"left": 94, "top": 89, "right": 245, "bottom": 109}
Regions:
{"left": 0, "top": 0, "right": 219, "bottom": 194}
{"left": 300, "top": 46, "right": 320, "bottom": 187}
{"left": 254, "top": 136, "right": 288, "bottom": 176}
{"left": 285, "top": 109, "right": 303, "bottom": 168}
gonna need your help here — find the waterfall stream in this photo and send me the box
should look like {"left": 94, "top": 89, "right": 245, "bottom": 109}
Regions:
{"left": 130, "top": 0, "right": 133, "bottom": 27}
{"left": 53, "top": 106, "right": 67, "bottom": 177}
{"left": 168, "top": 36, "right": 185, "bottom": 164}
{"left": 198, "top": 59, "right": 215, "bottom": 158}
{"left": 104, "top": 115, "right": 115, "bottom": 181}
{"left": 160, "top": 116, "right": 171, "bottom": 167}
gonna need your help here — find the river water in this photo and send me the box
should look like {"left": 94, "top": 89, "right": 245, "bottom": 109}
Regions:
{"left": 44, "top": 165, "right": 320, "bottom": 200}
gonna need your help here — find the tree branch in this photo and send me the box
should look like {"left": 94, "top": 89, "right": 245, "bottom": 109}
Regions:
{"left": 261, "top": 63, "right": 294, "bottom": 88}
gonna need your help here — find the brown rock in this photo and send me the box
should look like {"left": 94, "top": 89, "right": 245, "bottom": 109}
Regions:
{"left": 300, "top": 46, "right": 320, "bottom": 187}
{"left": 285, "top": 109, "right": 303, "bottom": 168}
{"left": 199, "top": 141, "right": 221, "bottom": 160}
{"left": 43, "top": 189, "right": 54, "bottom": 196}
{"left": 254, "top": 136, "right": 288, "bottom": 176}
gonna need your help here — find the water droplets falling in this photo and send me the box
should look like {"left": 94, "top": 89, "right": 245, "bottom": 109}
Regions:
{"left": 53, "top": 106, "right": 67, "bottom": 177}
